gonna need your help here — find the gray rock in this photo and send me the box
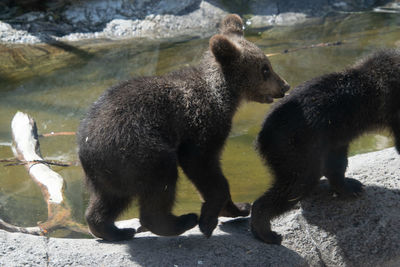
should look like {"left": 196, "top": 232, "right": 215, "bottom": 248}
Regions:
{"left": 275, "top": 147, "right": 400, "bottom": 266}
{"left": 0, "top": 0, "right": 224, "bottom": 44}
{"left": 0, "top": 230, "right": 48, "bottom": 267}
{"left": 0, "top": 0, "right": 393, "bottom": 44}
{"left": 1, "top": 147, "right": 400, "bottom": 266}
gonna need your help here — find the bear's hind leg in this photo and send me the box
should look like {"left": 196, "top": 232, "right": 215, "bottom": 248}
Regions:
{"left": 138, "top": 156, "right": 198, "bottom": 236}
{"left": 324, "top": 145, "right": 363, "bottom": 199}
{"left": 250, "top": 178, "right": 311, "bottom": 245}
{"left": 85, "top": 191, "right": 135, "bottom": 241}
{"left": 390, "top": 116, "right": 400, "bottom": 153}
{"left": 178, "top": 151, "right": 250, "bottom": 238}
{"left": 138, "top": 188, "right": 198, "bottom": 236}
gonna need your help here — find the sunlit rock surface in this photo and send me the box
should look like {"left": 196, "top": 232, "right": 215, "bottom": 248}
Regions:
{"left": 1, "top": 147, "right": 399, "bottom": 266}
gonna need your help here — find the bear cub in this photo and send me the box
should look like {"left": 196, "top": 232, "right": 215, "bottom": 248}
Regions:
{"left": 78, "top": 14, "right": 290, "bottom": 241}
{"left": 253, "top": 49, "right": 400, "bottom": 244}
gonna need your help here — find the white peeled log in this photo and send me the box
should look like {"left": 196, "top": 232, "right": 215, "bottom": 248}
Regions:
{"left": 11, "top": 111, "right": 64, "bottom": 204}
{"left": 0, "top": 111, "right": 87, "bottom": 236}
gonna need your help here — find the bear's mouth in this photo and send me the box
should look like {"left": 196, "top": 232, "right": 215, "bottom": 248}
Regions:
{"left": 265, "top": 96, "right": 274, "bottom": 103}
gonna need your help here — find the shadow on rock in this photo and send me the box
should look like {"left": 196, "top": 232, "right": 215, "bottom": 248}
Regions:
{"left": 218, "top": 217, "right": 251, "bottom": 235}
{"left": 123, "top": 229, "right": 308, "bottom": 267}
{"left": 301, "top": 180, "right": 400, "bottom": 266}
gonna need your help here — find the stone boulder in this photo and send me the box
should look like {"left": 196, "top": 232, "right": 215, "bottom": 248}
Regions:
{"left": 1, "top": 147, "right": 399, "bottom": 266}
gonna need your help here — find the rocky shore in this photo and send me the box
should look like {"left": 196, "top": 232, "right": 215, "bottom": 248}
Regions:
{"left": 2, "top": 2, "right": 400, "bottom": 265}
{"left": 1, "top": 147, "right": 400, "bottom": 266}
{"left": 1, "top": 0, "right": 399, "bottom": 44}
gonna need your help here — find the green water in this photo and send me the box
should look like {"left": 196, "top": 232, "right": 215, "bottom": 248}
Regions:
{"left": 0, "top": 12, "right": 399, "bottom": 237}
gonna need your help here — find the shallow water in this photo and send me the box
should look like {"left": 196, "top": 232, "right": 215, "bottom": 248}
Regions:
{"left": 0, "top": 11, "right": 399, "bottom": 237}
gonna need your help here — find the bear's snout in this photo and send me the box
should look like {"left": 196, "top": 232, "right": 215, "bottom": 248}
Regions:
{"left": 269, "top": 72, "right": 290, "bottom": 98}
{"left": 272, "top": 81, "right": 290, "bottom": 98}
{"left": 281, "top": 83, "right": 290, "bottom": 96}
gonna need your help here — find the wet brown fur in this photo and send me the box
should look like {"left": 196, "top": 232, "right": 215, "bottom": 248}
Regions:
{"left": 253, "top": 49, "right": 400, "bottom": 244}
{"left": 78, "top": 14, "right": 289, "bottom": 241}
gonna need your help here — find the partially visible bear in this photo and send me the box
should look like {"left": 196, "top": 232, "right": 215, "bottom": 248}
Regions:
{"left": 78, "top": 14, "right": 290, "bottom": 241}
{"left": 252, "top": 49, "right": 400, "bottom": 244}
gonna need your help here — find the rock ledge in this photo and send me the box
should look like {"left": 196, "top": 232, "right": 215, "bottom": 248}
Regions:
{"left": 1, "top": 147, "right": 400, "bottom": 266}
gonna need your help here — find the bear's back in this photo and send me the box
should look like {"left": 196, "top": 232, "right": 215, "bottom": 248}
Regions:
{"left": 258, "top": 49, "right": 400, "bottom": 157}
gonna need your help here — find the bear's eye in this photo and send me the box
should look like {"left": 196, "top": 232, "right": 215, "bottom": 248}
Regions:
{"left": 262, "top": 65, "right": 270, "bottom": 80}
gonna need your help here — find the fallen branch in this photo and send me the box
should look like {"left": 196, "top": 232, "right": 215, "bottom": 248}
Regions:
{"left": 0, "top": 112, "right": 87, "bottom": 236}
{"left": 1, "top": 113, "right": 145, "bottom": 238}
{"left": 0, "top": 219, "right": 42, "bottom": 235}
{"left": 1, "top": 158, "right": 75, "bottom": 167}
{"left": 266, "top": 40, "right": 345, "bottom": 57}
{"left": 40, "top": 131, "right": 76, "bottom": 137}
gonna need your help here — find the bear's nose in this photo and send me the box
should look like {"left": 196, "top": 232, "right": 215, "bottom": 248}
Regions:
{"left": 282, "top": 83, "right": 290, "bottom": 94}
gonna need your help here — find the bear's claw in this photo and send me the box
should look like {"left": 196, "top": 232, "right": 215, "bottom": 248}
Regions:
{"left": 199, "top": 216, "right": 218, "bottom": 238}
{"left": 333, "top": 178, "right": 364, "bottom": 199}
{"left": 219, "top": 202, "right": 251, "bottom": 217}
{"left": 90, "top": 226, "right": 136, "bottom": 242}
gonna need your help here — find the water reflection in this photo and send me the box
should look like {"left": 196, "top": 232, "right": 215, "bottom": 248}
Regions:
{"left": 0, "top": 11, "right": 399, "bottom": 237}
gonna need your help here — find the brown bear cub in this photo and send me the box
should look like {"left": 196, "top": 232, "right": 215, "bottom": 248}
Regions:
{"left": 253, "top": 49, "right": 400, "bottom": 244}
{"left": 78, "top": 14, "right": 290, "bottom": 241}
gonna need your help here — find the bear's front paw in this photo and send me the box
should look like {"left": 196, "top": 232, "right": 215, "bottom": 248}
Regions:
{"left": 88, "top": 222, "right": 136, "bottom": 242}
{"left": 178, "top": 213, "right": 199, "bottom": 232}
{"left": 116, "top": 228, "right": 137, "bottom": 241}
{"left": 250, "top": 225, "right": 282, "bottom": 245}
{"left": 219, "top": 202, "right": 251, "bottom": 217}
{"left": 334, "top": 178, "right": 364, "bottom": 199}
{"left": 199, "top": 216, "right": 218, "bottom": 238}
{"left": 100, "top": 227, "right": 136, "bottom": 242}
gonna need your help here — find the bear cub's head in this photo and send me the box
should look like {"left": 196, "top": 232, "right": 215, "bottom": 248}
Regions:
{"left": 210, "top": 14, "right": 290, "bottom": 103}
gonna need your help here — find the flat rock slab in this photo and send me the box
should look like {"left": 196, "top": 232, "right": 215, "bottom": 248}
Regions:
{"left": 1, "top": 147, "right": 400, "bottom": 266}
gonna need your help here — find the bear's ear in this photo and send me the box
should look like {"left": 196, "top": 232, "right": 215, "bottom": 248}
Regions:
{"left": 210, "top": 34, "right": 241, "bottom": 64}
{"left": 220, "top": 14, "right": 244, "bottom": 36}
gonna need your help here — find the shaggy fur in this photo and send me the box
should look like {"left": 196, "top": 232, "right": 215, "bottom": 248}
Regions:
{"left": 252, "top": 49, "right": 400, "bottom": 244}
{"left": 78, "top": 14, "right": 290, "bottom": 241}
